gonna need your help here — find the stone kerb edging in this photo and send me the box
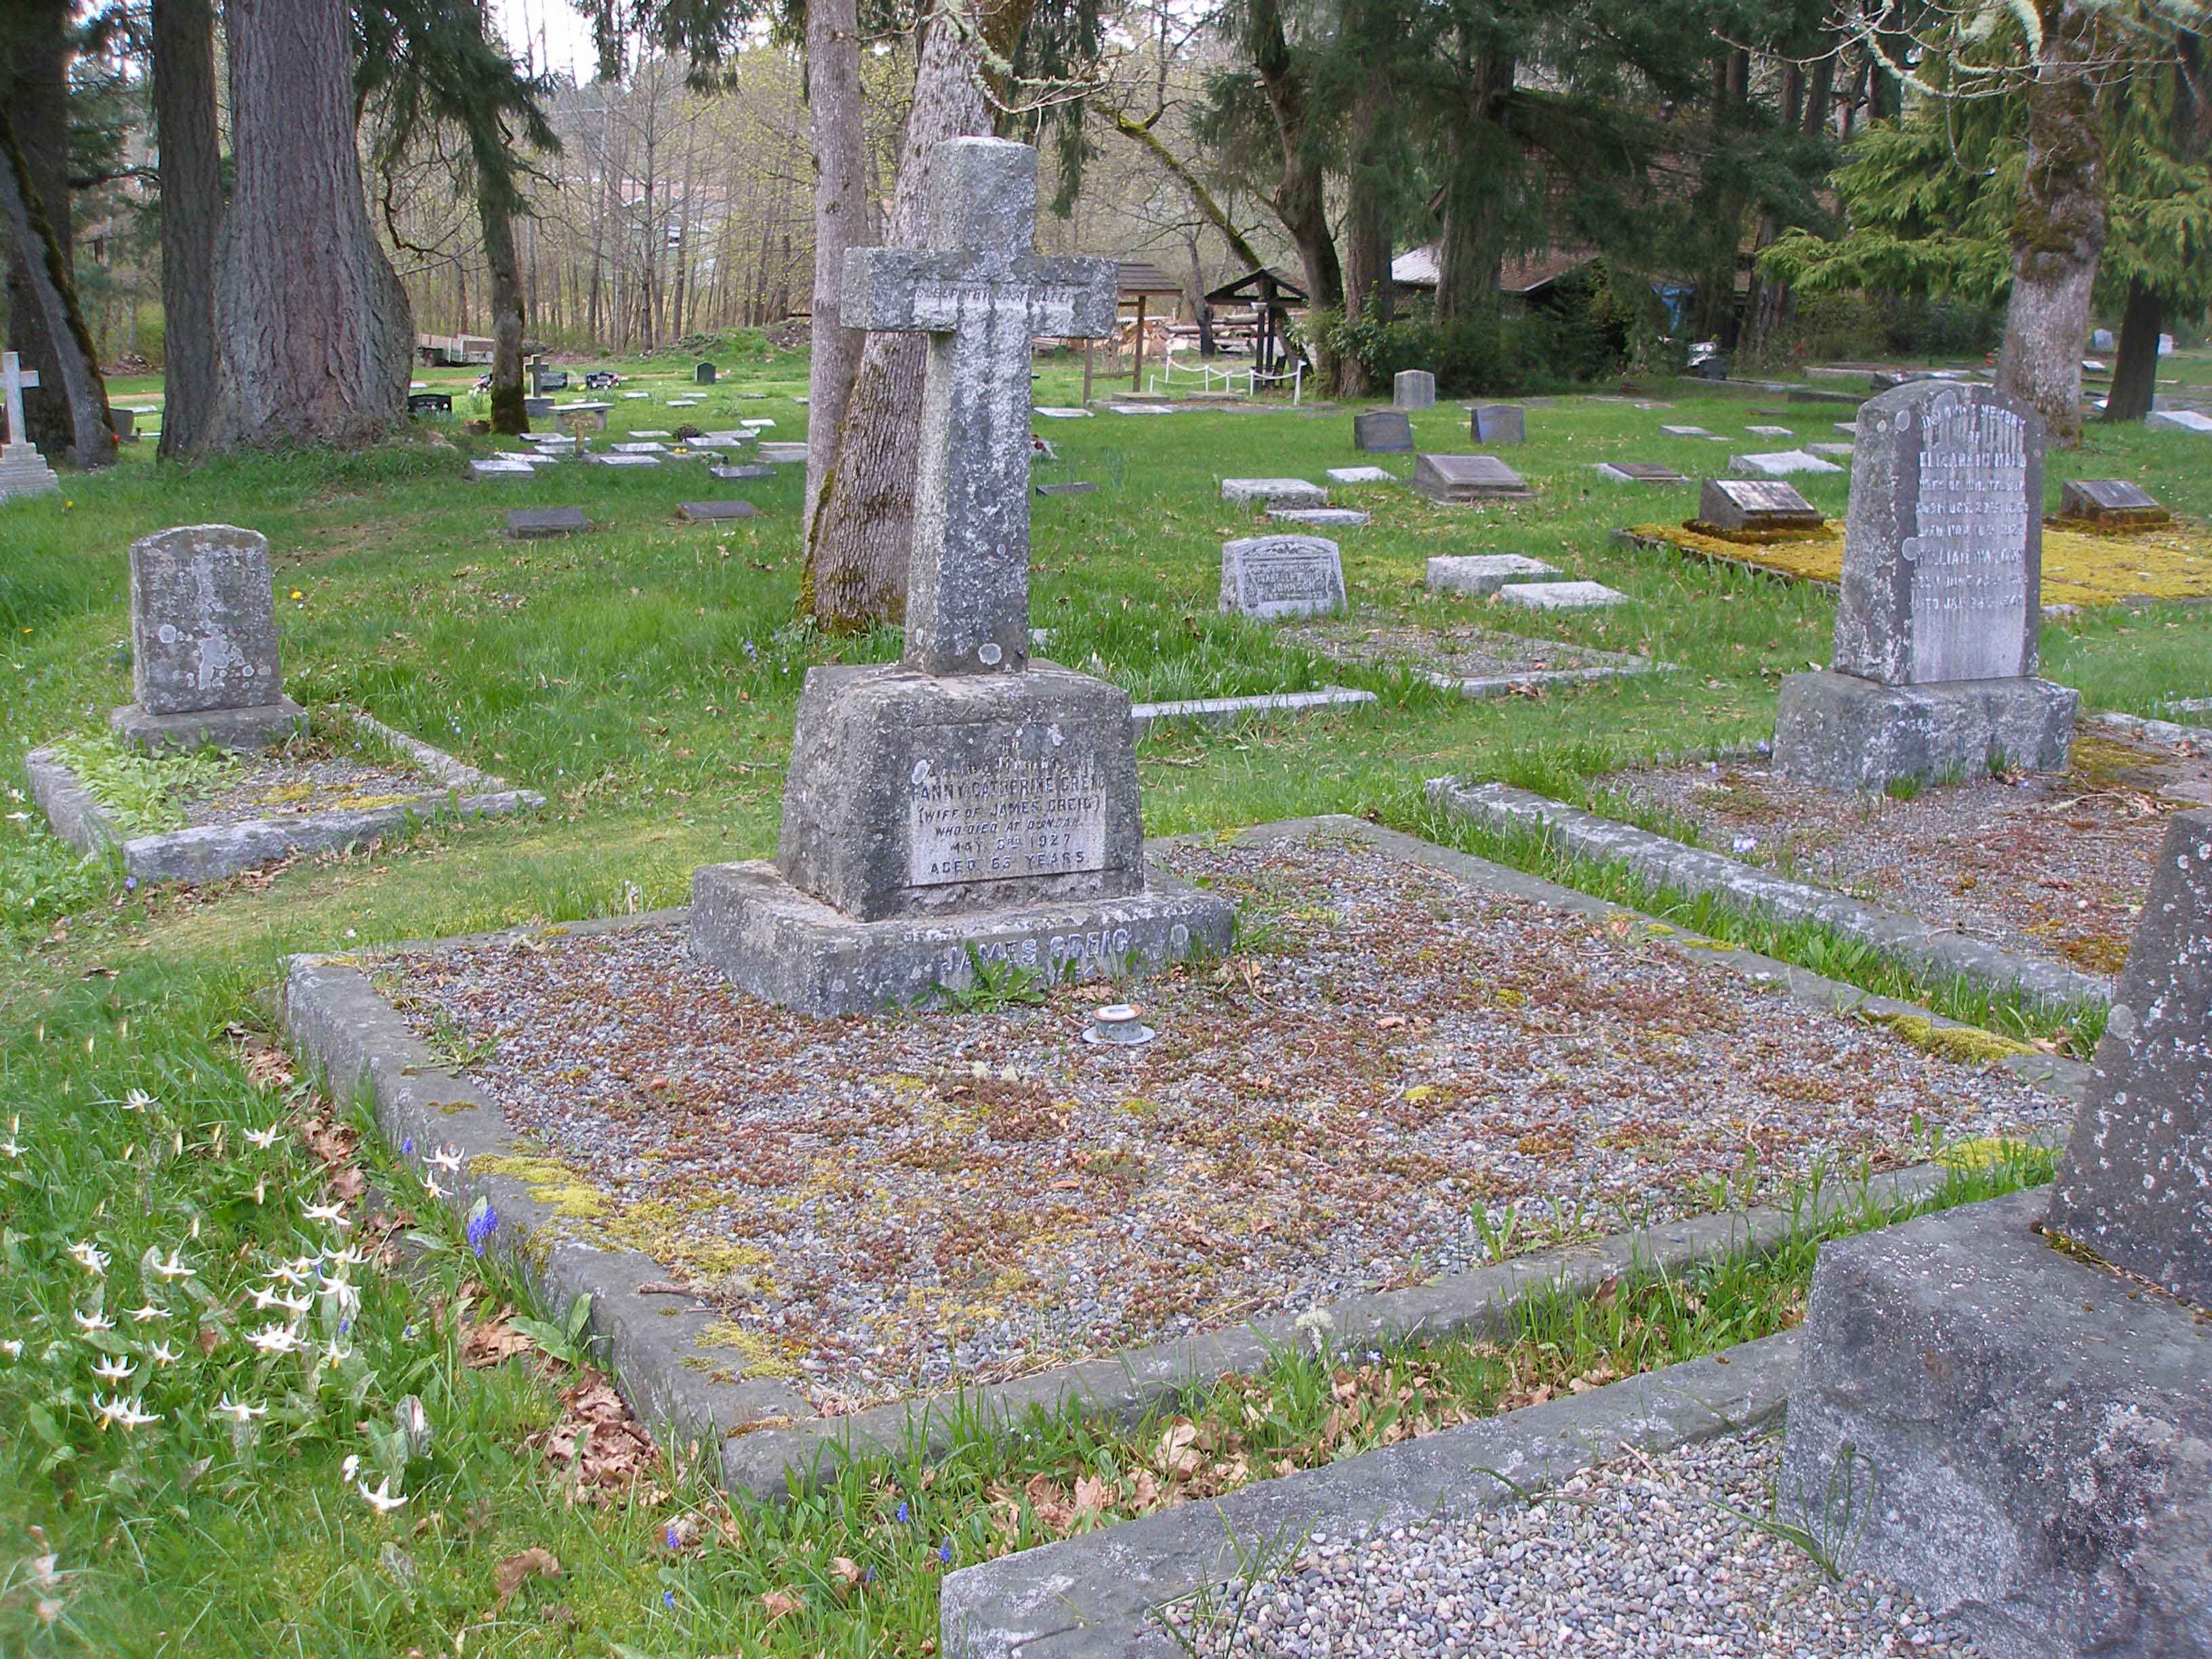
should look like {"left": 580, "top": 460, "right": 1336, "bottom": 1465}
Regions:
{"left": 938, "top": 1328, "right": 1804, "bottom": 1659}
{"left": 1429, "top": 778, "right": 2114, "bottom": 1012}
{"left": 2090, "top": 708, "right": 2209, "bottom": 750}
{"left": 24, "top": 705, "right": 544, "bottom": 884}
{"left": 277, "top": 817, "right": 2086, "bottom": 1504}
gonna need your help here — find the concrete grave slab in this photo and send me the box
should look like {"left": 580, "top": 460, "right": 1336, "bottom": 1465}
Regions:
{"left": 1410, "top": 453, "right": 1532, "bottom": 503}
{"left": 630, "top": 429, "right": 673, "bottom": 438}
{"left": 1221, "top": 477, "right": 1327, "bottom": 507}
{"left": 1729, "top": 449, "right": 1844, "bottom": 476}
{"left": 506, "top": 508, "right": 589, "bottom": 539}
{"left": 756, "top": 442, "right": 808, "bottom": 463}
{"left": 1327, "top": 466, "right": 1393, "bottom": 484}
{"left": 1595, "top": 462, "right": 1688, "bottom": 484}
{"left": 1805, "top": 441, "right": 1856, "bottom": 457}
{"left": 709, "top": 464, "right": 777, "bottom": 482}
{"left": 1128, "top": 687, "right": 1376, "bottom": 734}
{"left": 1034, "top": 482, "right": 1097, "bottom": 497}
{"left": 1033, "top": 406, "right": 1092, "bottom": 418}
{"left": 1699, "top": 478, "right": 1824, "bottom": 534}
{"left": 587, "top": 453, "right": 661, "bottom": 468}
{"left": 468, "top": 457, "right": 536, "bottom": 479}
{"left": 1661, "top": 424, "right": 1716, "bottom": 438}
{"left": 610, "top": 441, "right": 670, "bottom": 454}
{"left": 1267, "top": 506, "right": 1370, "bottom": 527}
{"left": 1835, "top": 422, "right": 1860, "bottom": 436}
{"left": 2055, "top": 477, "right": 2169, "bottom": 527}
{"left": 2146, "top": 409, "right": 2212, "bottom": 434}
{"left": 1424, "top": 553, "right": 1559, "bottom": 596}
{"left": 677, "top": 501, "right": 760, "bottom": 522}
{"left": 1746, "top": 424, "right": 1795, "bottom": 437}
{"left": 1496, "top": 579, "right": 1627, "bottom": 611}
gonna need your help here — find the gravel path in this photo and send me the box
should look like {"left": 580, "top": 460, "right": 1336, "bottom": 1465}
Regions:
{"left": 1282, "top": 619, "right": 1644, "bottom": 681}
{"left": 384, "top": 832, "right": 2062, "bottom": 1413}
{"left": 179, "top": 754, "right": 445, "bottom": 830}
{"left": 1174, "top": 1430, "right": 1986, "bottom": 1658}
{"left": 1599, "top": 729, "right": 2212, "bottom": 981}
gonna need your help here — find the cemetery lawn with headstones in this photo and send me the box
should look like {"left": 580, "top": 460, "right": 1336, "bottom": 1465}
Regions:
{"left": 6, "top": 343, "right": 2212, "bottom": 1652}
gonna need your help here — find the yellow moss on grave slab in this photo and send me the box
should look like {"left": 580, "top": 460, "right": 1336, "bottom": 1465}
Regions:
{"left": 1628, "top": 520, "right": 2212, "bottom": 607}
{"left": 1875, "top": 1012, "right": 2036, "bottom": 1065}
{"left": 696, "top": 1323, "right": 804, "bottom": 1378}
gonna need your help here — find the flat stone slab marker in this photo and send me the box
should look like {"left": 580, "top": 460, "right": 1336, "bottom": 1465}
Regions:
{"left": 1729, "top": 449, "right": 1844, "bottom": 476}
{"left": 1700, "top": 478, "right": 1824, "bottom": 534}
{"left": 678, "top": 501, "right": 760, "bottom": 522}
{"left": 1425, "top": 553, "right": 1559, "bottom": 596}
{"left": 1595, "top": 462, "right": 1688, "bottom": 484}
{"left": 506, "top": 508, "right": 590, "bottom": 539}
{"left": 1221, "top": 477, "right": 1327, "bottom": 507}
{"left": 1410, "top": 452, "right": 1532, "bottom": 503}
{"left": 1497, "top": 579, "right": 1627, "bottom": 611}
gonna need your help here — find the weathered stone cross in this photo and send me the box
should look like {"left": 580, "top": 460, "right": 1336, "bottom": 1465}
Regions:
{"left": 2, "top": 352, "right": 40, "bottom": 449}
{"left": 844, "top": 138, "right": 1118, "bottom": 677}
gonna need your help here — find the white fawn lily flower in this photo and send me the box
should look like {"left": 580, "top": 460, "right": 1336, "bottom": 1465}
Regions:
{"left": 251, "top": 1176, "right": 268, "bottom": 1205}
{"left": 266, "top": 1260, "right": 310, "bottom": 1287}
{"left": 323, "top": 1244, "right": 372, "bottom": 1269}
{"left": 72, "top": 1309, "right": 115, "bottom": 1335}
{"left": 123, "top": 1088, "right": 153, "bottom": 1112}
{"left": 426, "top": 1145, "right": 465, "bottom": 1174}
{"left": 356, "top": 1476, "right": 407, "bottom": 1513}
{"left": 213, "top": 1396, "right": 268, "bottom": 1424}
{"left": 149, "top": 1249, "right": 195, "bottom": 1281}
{"left": 93, "top": 1393, "right": 161, "bottom": 1430}
{"left": 125, "top": 1303, "right": 167, "bottom": 1323}
{"left": 302, "top": 1202, "right": 350, "bottom": 1229}
{"left": 320, "top": 1337, "right": 352, "bottom": 1366}
{"left": 244, "top": 1323, "right": 306, "bottom": 1355}
{"left": 270, "top": 1290, "right": 312, "bottom": 1316}
{"left": 422, "top": 1173, "right": 446, "bottom": 1200}
{"left": 148, "top": 1341, "right": 181, "bottom": 1367}
{"left": 340, "top": 1453, "right": 361, "bottom": 1483}
{"left": 0, "top": 1133, "right": 22, "bottom": 1160}
{"left": 1, "top": 1340, "right": 23, "bottom": 1359}
{"left": 67, "top": 1242, "right": 110, "bottom": 1276}
{"left": 244, "top": 1125, "right": 283, "bottom": 1149}
{"left": 89, "top": 1355, "right": 136, "bottom": 1384}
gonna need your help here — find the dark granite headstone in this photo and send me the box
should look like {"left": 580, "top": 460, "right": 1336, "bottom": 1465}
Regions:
{"left": 507, "top": 508, "right": 590, "bottom": 539}
{"left": 678, "top": 500, "right": 760, "bottom": 522}
{"left": 2045, "top": 808, "right": 2211, "bottom": 1305}
{"left": 1353, "top": 410, "right": 1414, "bottom": 453}
{"left": 2056, "top": 478, "right": 2169, "bottom": 528}
{"left": 1699, "top": 478, "right": 1824, "bottom": 533}
{"left": 1472, "top": 405, "right": 1525, "bottom": 445}
{"left": 1218, "top": 535, "right": 1347, "bottom": 620}
{"left": 407, "top": 392, "right": 454, "bottom": 417}
{"left": 110, "top": 524, "right": 305, "bottom": 752}
{"left": 695, "top": 361, "right": 717, "bottom": 385}
{"left": 1410, "top": 453, "right": 1532, "bottom": 504}
{"left": 523, "top": 396, "right": 554, "bottom": 419}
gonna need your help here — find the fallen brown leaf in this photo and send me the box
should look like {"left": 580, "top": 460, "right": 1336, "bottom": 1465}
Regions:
{"left": 492, "top": 1548, "right": 560, "bottom": 1606}
{"left": 761, "top": 1589, "right": 804, "bottom": 1621}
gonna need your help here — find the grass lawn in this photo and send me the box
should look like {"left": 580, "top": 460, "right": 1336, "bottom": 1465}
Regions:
{"left": 1, "top": 340, "right": 2203, "bottom": 1654}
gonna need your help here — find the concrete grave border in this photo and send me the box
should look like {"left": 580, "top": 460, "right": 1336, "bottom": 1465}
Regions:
{"left": 276, "top": 816, "right": 2082, "bottom": 1503}
{"left": 1429, "top": 778, "right": 2114, "bottom": 1011}
{"left": 27, "top": 706, "right": 544, "bottom": 884}
{"left": 1128, "top": 687, "right": 1376, "bottom": 734}
{"left": 940, "top": 1328, "right": 1803, "bottom": 1658}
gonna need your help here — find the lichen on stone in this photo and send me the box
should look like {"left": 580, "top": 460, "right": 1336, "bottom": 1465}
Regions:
{"left": 1874, "top": 1013, "right": 2035, "bottom": 1065}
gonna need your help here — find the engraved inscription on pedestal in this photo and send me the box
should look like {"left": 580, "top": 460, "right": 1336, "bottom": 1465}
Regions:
{"left": 1898, "top": 398, "right": 2030, "bottom": 683}
{"left": 909, "top": 753, "right": 1109, "bottom": 887}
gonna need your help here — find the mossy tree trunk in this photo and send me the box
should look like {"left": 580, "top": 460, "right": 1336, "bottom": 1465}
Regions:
{"left": 152, "top": 0, "right": 223, "bottom": 459}
{"left": 0, "top": 105, "right": 115, "bottom": 468}
{"left": 481, "top": 186, "right": 529, "bottom": 435}
{"left": 2102, "top": 277, "right": 2161, "bottom": 424}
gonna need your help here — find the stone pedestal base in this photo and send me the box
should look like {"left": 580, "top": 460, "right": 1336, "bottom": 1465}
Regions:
{"left": 0, "top": 442, "right": 60, "bottom": 499}
{"left": 111, "top": 697, "right": 307, "bottom": 756}
{"left": 1781, "top": 1191, "right": 2211, "bottom": 1659}
{"left": 689, "top": 859, "right": 1235, "bottom": 1015}
{"left": 1773, "top": 669, "right": 2075, "bottom": 791}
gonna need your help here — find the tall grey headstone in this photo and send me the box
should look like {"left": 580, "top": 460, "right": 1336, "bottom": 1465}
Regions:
{"left": 1780, "top": 810, "right": 2212, "bottom": 1656}
{"left": 687, "top": 138, "right": 1231, "bottom": 1015}
{"left": 110, "top": 525, "right": 306, "bottom": 753}
{"left": 1392, "top": 370, "right": 1436, "bottom": 411}
{"left": 1220, "top": 535, "right": 1346, "bottom": 620}
{"left": 2045, "top": 808, "right": 2212, "bottom": 1305}
{"left": 1472, "top": 405, "right": 1525, "bottom": 445}
{"left": 1773, "top": 382, "right": 2075, "bottom": 790}
{"left": 0, "top": 351, "right": 60, "bottom": 501}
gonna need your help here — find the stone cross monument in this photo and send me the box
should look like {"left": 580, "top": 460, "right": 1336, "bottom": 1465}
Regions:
{"left": 1772, "top": 381, "right": 2075, "bottom": 790}
{"left": 689, "top": 138, "right": 1232, "bottom": 1015}
{"left": 0, "top": 351, "right": 61, "bottom": 501}
{"left": 110, "top": 525, "right": 307, "bottom": 754}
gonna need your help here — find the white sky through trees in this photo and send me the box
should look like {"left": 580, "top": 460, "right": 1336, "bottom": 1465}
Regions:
{"left": 491, "top": 0, "right": 598, "bottom": 79}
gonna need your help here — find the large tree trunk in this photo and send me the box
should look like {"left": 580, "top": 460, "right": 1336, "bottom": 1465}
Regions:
{"left": 802, "top": 0, "right": 1031, "bottom": 632}
{"left": 152, "top": 0, "right": 222, "bottom": 459}
{"left": 2102, "top": 277, "right": 2161, "bottom": 424}
{"left": 1, "top": 0, "right": 92, "bottom": 459}
{"left": 200, "top": 0, "right": 413, "bottom": 451}
{"left": 1247, "top": 0, "right": 1344, "bottom": 342}
{"left": 0, "top": 107, "right": 115, "bottom": 468}
{"left": 1435, "top": 43, "right": 1514, "bottom": 323}
{"left": 481, "top": 187, "right": 529, "bottom": 434}
{"left": 801, "top": 0, "right": 867, "bottom": 593}
{"left": 1996, "top": 0, "right": 2105, "bottom": 447}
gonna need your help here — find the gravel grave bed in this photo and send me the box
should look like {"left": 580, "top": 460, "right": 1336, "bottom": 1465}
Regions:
{"left": 1279, "top": 620, "right": 1644, "bottom": 682}
{"left": 1168, "top": 1429, "right": 1985, "bottom": 1658}
{"left": 178, "top": 754, "right": 448, "bottom": 830}
{"left": 381, "top": 830, "right": 2061, "bottom": 1414}
{"left": 1595, "top": 729, "right": 2212, "bottom": 983}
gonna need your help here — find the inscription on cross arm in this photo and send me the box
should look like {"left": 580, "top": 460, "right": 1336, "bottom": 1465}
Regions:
{"left": 3, "top": 352, "right": 42, "bottom": 449}
{"left": 842, "top": 139, "right": 1118, "bottom": 678}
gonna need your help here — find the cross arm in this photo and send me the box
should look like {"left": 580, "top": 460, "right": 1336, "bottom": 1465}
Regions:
{"left": 842, "top": 248, "right": 1120, "bottom": 340}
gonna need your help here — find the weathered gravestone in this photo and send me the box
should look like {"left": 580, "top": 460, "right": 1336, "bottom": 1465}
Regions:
{"left": 1393, "top": 369, "right": 1437, "bottom": 410}
{"left": 1353, "top": 410, "right": 1414, "bottom": 453}
{"left": 1221, "top": 477, "right": 1327, "bottom": 508}
{"left": 710, "top": 464, "right": 777, "bottom": 482}
{"left": 1595, "top": 462, "right": 1687, "bottom": 485}
{"left": 1219, "top": 535, "right": 1347, "bottom": 620}
{"left": 1773, "top": 382, "right": 2075, "bottom": 790}
{"left": 1327, "top": 466, "right": 1393, "bottom": 485}
{"left": 507, "top": 508, "right": 589, "bottom": 539}
{"left": 110, "top": 525, "right": 306, "bottom": 753}
{"left": 1410, "top": 453, "right": 1532, "bottom": 504}
{"left": 1426, "top": 553, "right": 1558, "bottom": 596}
{"left": 1699, "top": 478, "right": 1824, "bottom": 535}
{"left": 1781, "top": 808, "right": 2212, "bottom": 1656}
{"left": 1035, "top": 481, "right": 1096, "bottom": 497}
{"left": 678, "top": 500, "right": 760, "bottom": 522}
{"left": 0, "top": 352, "right": 60, "bottom": 501}
{"left": 1472, "top": 405, "right": 1525, "bottom": 445}
{"left": 695, "top": 361, "right": 716, "bottom": 384}
{"left": 2056, "top": 477, "right": 2170, "bottom": 529}
{"left": 1729, "top": 448, "right": 1843, "bottom": 477}
{"left": 687, "top": 138, "right": 1232, "bottom": 1014}
{"left": 2146, "top": 409, "right": 2212, "bottom": 435}
{"left": 407, "top": 392, "right": 453, "bottom": 418}
{"left": 523, "top": 396, "right": 554, "bottom": 419}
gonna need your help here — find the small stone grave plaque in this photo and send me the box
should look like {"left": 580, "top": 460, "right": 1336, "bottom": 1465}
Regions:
{"left": 1221, "top": 535, "right": 1347, "bottom": 620}
{"left": 2057, "top": 478, "right": 2170, "bottom": 527}
{"left": 407, "top": 392, "right": 453, "bottom": 417}
{"left": 1426, "top": 554, "right": 1558, "bottom": 596}
{"left": 1472, "top": 405, "right": 1525, "bottom": 445}
{"left": 1806, "top": 442, "right": 1856, "bottom": 458}
{"left": 1354, "top": 410, "right": 1414, "bottom": 452}
{"left": 1033, "top": 406, "right": 1091, "bottom": 419}
{"left": 508, "top": 508, "right": 589, "bottom": 539}
{"left": 1269, "top": 507, "right": 1370, "bottom": 527}
{"left": 1393, "top": 369, "right": 1437, "bottom": 410}
{"left": 1661, "top": 424, "right": 1715, "bottom": 438}
{"left": 1834, "top": 422, "right": 1860, "bottom": 436}
{"left": 523, "top": 396, "right": 554, "bottom": 418}
{"left": 758, "top": 442, "right": 808, "bottom": 464}
{"left": 469, "top": 456, "right": 535, "bottom": 478}
{"left": 2043, "top": 808, "right": 2212, "bottom": 1306}
{"left": 1328, "top": 466, "right": 1393, "bottom": 485}
{"left": 1595, "top": 462, "right": 1687, "bottom": 485}
{"left": 1729, "top": 449, "right": 1843, "bottom": 477}
{"left": 1410, "top": 453, "right": 1532, "bottom": 504}
{"left": 617, "top": 441, "right": 670, "bottom": 452}
{"left": 2146, "top": 409, "right": 2212, "bottom": 434}
{"left": 1746, "top": 424, "right": 1794, "bottom": 437}
{"left": 632, "top": 428, "right": 673, "bottom": 438}
{"left": 1221, "top": 477, "right": 1327, "bottom": 508}
{"left": 1498, "top": 580, "right": 1626, "bottom": 611}
{"left": 1035, "top": 482, "right": 1096, "bottom": 497}
{"left": 1700, "top": 478, "right": 1824, "bottom": 534}
{"left": 741, "top": 418, "right": 777, "bottom": 429}
{"left": 710, "top": 464, "right": 777, "bottom": 482}
{"left": 589, "top": 453, "right": 661, "bottom": 469}
{"left": 678, "top": 500, "right": 760, "bottom": 522}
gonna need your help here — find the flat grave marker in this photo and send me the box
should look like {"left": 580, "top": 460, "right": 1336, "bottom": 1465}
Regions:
{"left": 1269, "top": 507, "right": 1370, "bottom": 527}
{"left": 710, "top": 464, "right": 777, "bottom": 482}
{"left": 1729, "top": 449, "right": 1843, "bottom": 476}
{"left": 2146, "top": 409, "right": 2212, "bottom": 434}
{"left": 1595, "top": 462, "right": 1688, "bottom": 485}
{"left": 1034, "top": 481, "right": 1096, "bottom": 497}
{"left": 468, "top": 456, "right": 536, "bottom": 479}
{"left": 1426, "top": 553, "right": 1559, "bottom": 596}
{"left": 2056, "top": 478, "right": 2170, "bottom": 528}
{"left": 757, "top": 442, "right": 807, "bottom": 464}
{"left": 678, "top": 500, "right": 760, "bottom": 522}
{"left": 1222, "top": 477, "right": 1328, "bottom": 508}
{"left": 1699, "top": 478, "right": 1824, "bottom": 534}
{"left": 507, "top": 508, "right": 589, "bottom": 539}
{"left": 1746, "top": 424, "right": 1795, "bottom": 437}
{"left": 1497, "top": 579, "right": 1627, "bottom": 611}
{"left": 1220, "top": 534, "right": 1348, "bottom": 620}
{"left": 1328, "top": 466, "right": 1393, "bottom": 484}
{"left": 1410, "top": 453, "right": 1532, "bottom": 504}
